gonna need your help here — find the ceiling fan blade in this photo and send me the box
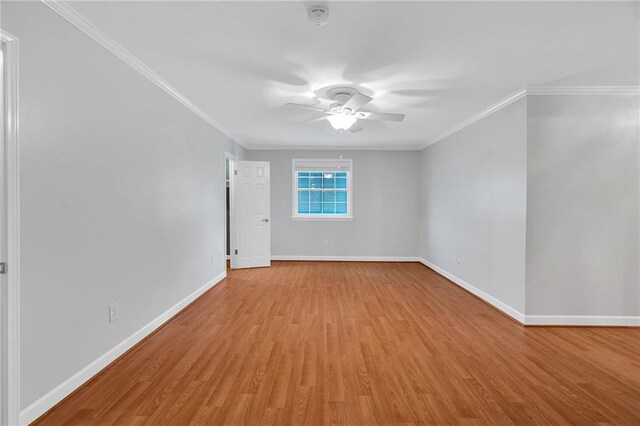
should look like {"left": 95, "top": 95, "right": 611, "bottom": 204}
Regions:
{"left": 343, "top": 93, "right": 372, "bottom": 112}
{"left": 285, "top": 103, "right": 328, "bottom": 113}
{"left": 358, "top": 111, "right": 405, "bottom": 122}
{"left": 296, "top": 115, "right": 328, "bottom": 125}
{"left": 350, "top": 121, "right": 363, "bottom": 133}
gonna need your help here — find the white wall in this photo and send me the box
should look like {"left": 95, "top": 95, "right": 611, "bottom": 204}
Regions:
{"left": 2, "top": 2, "right": 245, "bottom": 413}
{"left": 418, "top": 99, "right": 528, "bottom": 314}
{"left": 245, "top": 150, "right": 420, "bottom": 258}
{"left": 418, "top": 93, "right": 640, "bottom": 322}
{"left": 526, "top": 94, "right": 640, "bottom": 317}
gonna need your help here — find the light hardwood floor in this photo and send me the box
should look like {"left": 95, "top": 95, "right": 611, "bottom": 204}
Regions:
{"left": 34, "top": 262, "right": 640, "bottom": 425}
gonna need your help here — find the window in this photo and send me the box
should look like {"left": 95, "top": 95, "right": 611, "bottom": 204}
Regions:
{"left": 292, "top": 159, "right": 353, "bottom": 220}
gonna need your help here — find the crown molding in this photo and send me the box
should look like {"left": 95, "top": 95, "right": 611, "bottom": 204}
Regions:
{"left": 422, "top": 85, "right": 640, "bottom": 149}
{"left": 41, "top": 0, "right": 244, "bottom": 147}
{"left": 423, "top": 88, "right": 527, "bottom": 148}
{"left": 526, "top": 86, "right": 640, "bottom": 96}
{"left": 31, "top": 3, "right": 640, "bottom": 152}
{"left": 0, "top": 30, "right": 18, "bottom": 43}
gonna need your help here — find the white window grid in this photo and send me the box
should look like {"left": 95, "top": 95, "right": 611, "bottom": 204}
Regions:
{"left": 295, "top": 171, "right": 349, "bottom": 216}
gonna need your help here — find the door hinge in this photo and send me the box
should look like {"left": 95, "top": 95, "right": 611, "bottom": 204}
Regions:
{"left": 0, "top": 262, "right": 7, "bottom": 274}
{"left": 234, "top": 169, "right": 238, "bottom": 175}
{"left": 235, "top": 249, "right": 238, "bottom": 255}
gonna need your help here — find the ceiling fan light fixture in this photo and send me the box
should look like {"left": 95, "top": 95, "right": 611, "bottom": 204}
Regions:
{"left": 287, "top": 88, "right": 405, "bottom": 132}
{"left": 326, "top": 114, "right": 357, "bottom": 131}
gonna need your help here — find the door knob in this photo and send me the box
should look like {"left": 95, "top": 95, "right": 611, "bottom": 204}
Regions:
{"left": 262, "top": 218, "right": 270, "bottom": 223}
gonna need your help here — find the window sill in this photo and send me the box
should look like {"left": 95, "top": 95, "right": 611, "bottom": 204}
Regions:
{"left": 291, "top": 216, "right": 354, "bottom": 222}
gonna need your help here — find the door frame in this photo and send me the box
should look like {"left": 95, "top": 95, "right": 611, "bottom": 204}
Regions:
{"left": 0, "top": 30, "right": 20, "bottom": 426}
{"left": 224, "top": 152, "right": 237, "bottom": 269}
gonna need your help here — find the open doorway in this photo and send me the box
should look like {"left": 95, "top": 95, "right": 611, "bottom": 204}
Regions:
{"left": 224, "top": 152, "right": 236, "bottom": 270}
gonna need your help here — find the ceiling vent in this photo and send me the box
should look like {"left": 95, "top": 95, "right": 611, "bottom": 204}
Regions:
{"left": 308, "top": 6, "right": 330, "bottom": 27}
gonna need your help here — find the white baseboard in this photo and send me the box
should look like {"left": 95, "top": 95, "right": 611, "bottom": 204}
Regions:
{"left": 525, "top": 315, "right": 640, "bottom": 326}
{"left": 19, "top": 271, "right": 227, "bottom": 425}
{"left": 271, "top": 255, "right": 421, "bottom": 262}
{"left": 418, "top": 258, "right": 526, "bottom": 324}
{"left": 418, "top": 258, "right": 639, "bottom": 327}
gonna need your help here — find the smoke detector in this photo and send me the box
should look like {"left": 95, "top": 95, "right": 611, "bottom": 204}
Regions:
{"left": 308, "top": 6, "right": 329, "bottom": 27}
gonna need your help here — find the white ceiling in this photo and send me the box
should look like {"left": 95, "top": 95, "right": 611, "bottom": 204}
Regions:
{"left": 70, "top": 1, "right": 639, "bottom": 150}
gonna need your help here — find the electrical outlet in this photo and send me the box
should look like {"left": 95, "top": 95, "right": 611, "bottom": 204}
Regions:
{"left": 109, "top": 303, "right": 118, "bottom": 323}
{"left": 456, "top": 257, "right": 462, "bottom": 265}
{"left": 323, "top": 240, "right": 329, "bottom": 247}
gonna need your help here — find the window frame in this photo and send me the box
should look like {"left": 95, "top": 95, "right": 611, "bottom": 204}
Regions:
{"left": 291, "top": 159, "right": 354, "bottom": 221}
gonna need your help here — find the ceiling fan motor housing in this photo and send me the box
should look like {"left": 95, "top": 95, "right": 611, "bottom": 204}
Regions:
{"left": 327, "top": 87, "right": 359, "bottom": 110}
{"left": 308, "top": 6, "right": 330, "bottom": 27}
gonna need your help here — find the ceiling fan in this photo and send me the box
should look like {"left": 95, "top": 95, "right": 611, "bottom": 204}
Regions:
{"left": 286, "top": 87, "right": 405, "bottom": 132}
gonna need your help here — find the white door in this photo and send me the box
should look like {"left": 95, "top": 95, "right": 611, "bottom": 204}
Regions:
{"left": 234, "top": 161, "right": 270, "bottom": 268}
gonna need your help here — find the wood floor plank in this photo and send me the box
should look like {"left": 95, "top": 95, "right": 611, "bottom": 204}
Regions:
{"left": 33, "top": 262, "right": 640, "bottom": 425}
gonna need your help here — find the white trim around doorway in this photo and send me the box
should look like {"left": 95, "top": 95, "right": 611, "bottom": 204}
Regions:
{"left": 1, "top": 30, "right": 20, "bottom": 426}
{"left": 225, "top": 152, "right": 237, "bottom": 270}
